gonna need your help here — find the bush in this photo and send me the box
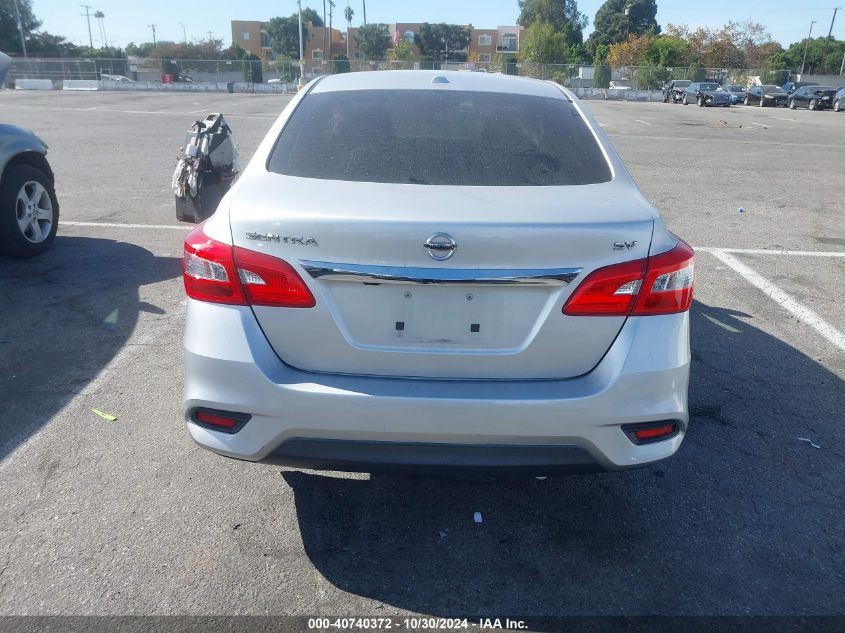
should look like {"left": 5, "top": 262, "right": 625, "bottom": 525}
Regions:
{"left": 594, "top": 63, "right": 611, "bottom": 89}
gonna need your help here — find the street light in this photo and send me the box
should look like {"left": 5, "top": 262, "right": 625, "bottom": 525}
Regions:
{"left": 799, "top": 20, "right": 817, "bottom": 76}
{"left": 179, "top": 22, "right": 187, "bottom": 44}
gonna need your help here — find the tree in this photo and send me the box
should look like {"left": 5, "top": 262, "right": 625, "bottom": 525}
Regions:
{"left": 0, "top": 0, "right": 39, "bottom": 54}
{"left": 388, "top": 39, "right": 418, "bottom": 62}
{"left": 607, "top": 33, "right": 655, "bottom": 67}
{"left": 586, "top": 0, "right": 659, "bottom": 54}
{"left": 266, "top": 14, "right": 310, "bottom": 58}
{"left": 647, "top": 36, "right": 690, "bottom": 67}
{"left": 416, "top": 23, "right": 470, "bottom": 62}
{"left": 344, "top": 5, "right": 354, "bottom": 26}
{"left": 593, "top": 44, "right": 611, "bottom": 88}
{"left": 301, "top": 7, "right": 324, "bottom": 27}
{"left": 355, "top": 23, "right": 389, "bottom": 59}
{"left": 520, "top": 21, "right": 571, "bottom": 65}
{"left": 517, "top": 0, "right": 588, "bottom": 47}
{"left": 333, "top": 53, "right": 350, "bottom": 73}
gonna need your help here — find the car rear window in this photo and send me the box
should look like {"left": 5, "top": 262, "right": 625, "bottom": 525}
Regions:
{"left": 267, "top": 89, "right": 612, "bottom": 186}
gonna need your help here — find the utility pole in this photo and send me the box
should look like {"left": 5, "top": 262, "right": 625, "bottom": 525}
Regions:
{"left": 328, "top": 0, "right": 335, "bottom": 60}
{"left": 297, "top": 0, "right": 305, "bottom": 87}
{"left": 819, "top": 8, "right": 840, "bottom": 74}
{"left": 148, "top": 24, "right": 157, "bottom": 47}
{"left": 81, "top": 4, "right": 94, "bottom": 49}
{"left": 841, "top": 49, "right": 845, "bottom": 75}
{"left": 800, "top": 20, "right": 817, "bottom": 76}
{"left": 207, "top": 31, "right": 214, "bottom": 41}
{"left": 362, "top": 0, "right": 366, "bottom": 25}
{"left": 179, "top": 22, "right": 187, "bottom": 44}
{"left": 323, "top": 0, "right": 327, "bottom": 68}
{"left": 12, "top": 0, "right": 27, "bottom": 58}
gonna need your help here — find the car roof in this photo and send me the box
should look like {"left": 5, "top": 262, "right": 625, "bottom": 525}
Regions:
{"left": 309, "top": 70, "right": 565, "bottom": 99}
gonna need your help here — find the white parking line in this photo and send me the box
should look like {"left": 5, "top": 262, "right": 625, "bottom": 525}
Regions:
{"left": 696, "top": 247, "right": 845, "bottom": 258}
{"left": 61, "top": 221, "right": 189, "bottom": 230}
{"left": 707, "top": 249, "right": 845, "bottom": 352}
{"left": 634, "top": 119, "right": 652, "bottom": 126}
{"left": 774, "top": 117, "right": 797, "bottom": 122}
{"left": 750, "top": 121, "right": 770, "bottom": 128}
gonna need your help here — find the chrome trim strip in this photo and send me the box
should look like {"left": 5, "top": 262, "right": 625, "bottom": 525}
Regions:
{"left": 300, "top": 260, "right": 582, "bottom": 286}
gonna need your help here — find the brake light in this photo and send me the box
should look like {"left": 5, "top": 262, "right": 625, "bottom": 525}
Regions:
{"left": 183, "top": 224, "right": 315, "bottom": 308}
{"left": 562, "top": 240, "right": 694, "bottom": 317}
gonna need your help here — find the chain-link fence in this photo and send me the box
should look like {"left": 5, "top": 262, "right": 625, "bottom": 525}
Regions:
{"left": 5, "top": 57, "right": 798, "bottom": 92}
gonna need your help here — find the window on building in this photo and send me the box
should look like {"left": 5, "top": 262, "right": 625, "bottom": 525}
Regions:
{"left": 261, "top": 31, "right": 271, "bottom": 48}
{"left": 353, "top": 51, "right": 365, "bottom": 60}
{"left": 478, "top": 34, "right": 491, "bottom": 46}
{"left": 478, "top": 53, "right": 491, "bottom": 62}
{"left": 312, "top": 49, "right": 324, "bottom": 60}
{"left": 404, "top": 30, "right": 415, "bottom": 43}
{"left": 241, "top": 31, "right": 250, "bottom": 41}
{"left": 499, "top": 34, "right": 517, "bottom": 52}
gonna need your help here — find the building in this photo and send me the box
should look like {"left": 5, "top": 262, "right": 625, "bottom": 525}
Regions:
{"left": 230, "top": 19, "right": 523, "bottom": 74}
{"left": 231, "top": 20, "right": 271, "bottom": 62}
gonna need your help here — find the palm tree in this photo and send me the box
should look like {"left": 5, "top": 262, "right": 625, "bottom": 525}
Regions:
{"left": 344, "top": 4, "right": 354, "bottom": 57}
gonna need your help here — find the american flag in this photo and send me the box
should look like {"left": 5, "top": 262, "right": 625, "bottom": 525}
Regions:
{"left": 392, "top": 29, "right": 401, "bottom": 46}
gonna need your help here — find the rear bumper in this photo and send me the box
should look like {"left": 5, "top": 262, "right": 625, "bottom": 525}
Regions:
{"left": 183, "top": 300, "right": 690, "bottom": 473}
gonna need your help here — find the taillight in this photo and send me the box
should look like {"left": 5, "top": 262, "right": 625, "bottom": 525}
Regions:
{"left": 183, "top": 224, "right": 315, "bottom": 308}
{"left": 191, "top": 408, "right": 251, "bottom": 434}
{"left": 562, "top": 240, "right": 694, "bottom": 317}
{"left": 622, "top": 421, "right": 679, "bottom": 444}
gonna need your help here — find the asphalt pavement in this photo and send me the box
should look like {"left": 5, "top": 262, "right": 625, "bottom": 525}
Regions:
{"left": 0, "top": 90, "right": 843, "bottom": 624}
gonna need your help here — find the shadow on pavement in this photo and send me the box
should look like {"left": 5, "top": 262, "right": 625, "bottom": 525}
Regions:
{"left": 283, "top": 300, "right": 844, "bottom": 617}
{"left": 0, "top": 236, "right": 181, "bottom": 460}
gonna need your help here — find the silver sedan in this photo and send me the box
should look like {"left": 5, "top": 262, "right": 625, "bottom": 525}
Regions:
{"left": 182, "top": 71, "right": 694, "bottom": 475}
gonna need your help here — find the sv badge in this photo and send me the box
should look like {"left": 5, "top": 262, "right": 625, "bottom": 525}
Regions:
{"left": 613, "top": 241, "right": 638, "bottom": 250}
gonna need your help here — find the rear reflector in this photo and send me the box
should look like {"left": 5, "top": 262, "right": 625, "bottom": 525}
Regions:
{"left": 622, "top": 421, "right": 679, "bottom": 444}
{"left": 191, "top": 408, "right": 251, "bottom": 434}
{"left": 562, "top": 240, "right": 694, "bottom": 317}
{"left": 183, "top": 224, "right": 315, "bottom": 308}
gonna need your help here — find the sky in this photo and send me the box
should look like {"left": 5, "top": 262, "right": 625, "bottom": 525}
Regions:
{"left": 36, "top": 0, "right": 845, "bottom": 51}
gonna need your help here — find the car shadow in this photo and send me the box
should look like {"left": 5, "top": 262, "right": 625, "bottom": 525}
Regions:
{"left": 0, "top": 236, "right": 181, "bottom": 461}
{"left": 282, "top": 300, "right": 844, "bottom": 617}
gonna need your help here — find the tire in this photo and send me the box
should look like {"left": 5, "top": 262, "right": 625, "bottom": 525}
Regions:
{"left": 809, "top": 99, "right": 817, "bottom": 111}
{"left": 789, "top": 99, "right": 796, "bottom": 110}
{"left": 744, "top": 96, "right": 749, "bottom": 106}
{"left": 759, "top": 98, "right": 765, "bottom": 107}
{"left": 682, "top": 95, "right": 689, "bottom": 105}
{"left": 697, "top": 96, "right": 704, "bottom": 107}
{"left": 0, "top": 164, "right": 59, "bottom": 259}
{"left": 835, "top": 99, "right": 842, "bottom": 112}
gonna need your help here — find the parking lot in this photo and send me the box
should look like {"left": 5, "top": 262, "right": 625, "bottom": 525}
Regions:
{"left": 0, "top": 90, "right": 843, "bottom": 622}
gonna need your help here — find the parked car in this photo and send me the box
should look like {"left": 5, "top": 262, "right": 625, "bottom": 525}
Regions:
{"left": 0, "top": 53, "right": 59, "bottom": 259}
{"left": 100, "top": 73, "right": 135, "bottom": 82}
{"left": 182, "top": 71, "right": 694, "bottom": 475}
{"left": 782, "top": 81, "right": 818, "bottom": 95}
{"left": 834, "top": 88, "right": 845, "bottom": 112}
{"left": 682, "top": 82, "right": 731, "bottom": 107}
{"left": 723, "top": 85, "right": 747, "bottom": 104}
{"left": 788, "top": 85, "right": 838, "bottom": 110}
{"left": 744, "top": 85, "right": 789, "bottom": 107}
{"left": 663, "top": 79, "right": 691, "bottom": 103}
{"left": 608, "top": 80, "right": 632, "bottom": 91}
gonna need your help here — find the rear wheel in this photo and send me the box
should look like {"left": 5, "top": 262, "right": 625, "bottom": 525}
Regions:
{"left": 682, "top": 95, "right": 689, "bottom": 105}
{"left": 789, "top": 99, "right": 796, "bottom": 109}
{"left": 744, "top": 96, "right": 750, "bottom": 106}
{"left": 759, "top": 98, "right": 765, "bottom": 107}
{"left": 0, "top": 164, "right": 59, "bottom": 259}
{"left": 835, "top": 99, "right": 842, "bottom": 112}
{"left": 809, "top": 99, "right": 817, "bottom": 111}
{"left": 697, "top": 96, "right": 704, "bottom": 107}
